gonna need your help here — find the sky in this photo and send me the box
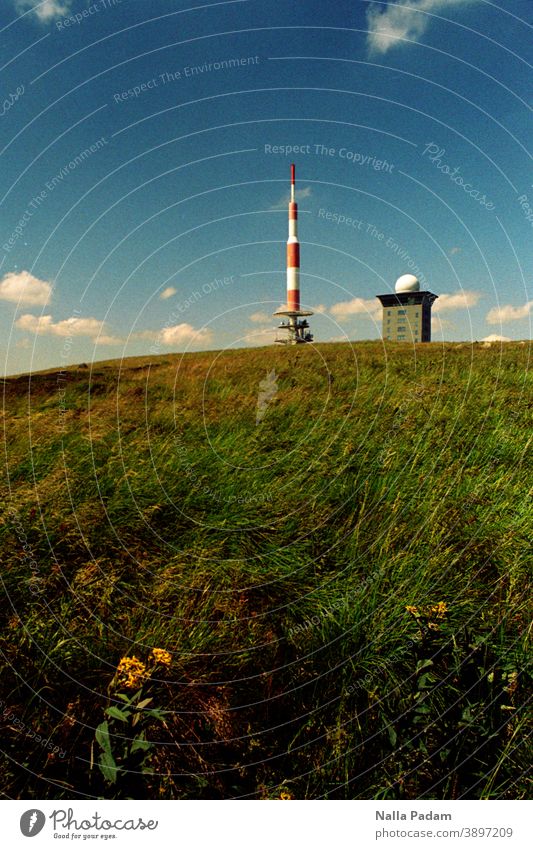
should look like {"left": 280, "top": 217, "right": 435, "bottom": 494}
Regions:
{"left": 0, "top": 0, "right": 532, "bottom": 374}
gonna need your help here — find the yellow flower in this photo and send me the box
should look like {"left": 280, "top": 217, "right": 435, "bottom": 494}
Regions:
{"left": 505, "top": 671, "right": 518, "bottom": 697}
{"left": 279, "top": 790, "right": 293, "bottom": 800}
{"left": 150, "top": 647, "right": 172, "bottom": 667}
{"left": 116, "top": 656, "right": 148, "bottom": 688}
{"left": 407, "top": 602, "right": 447, "bottom": 622}
{"left": 430, "top": 601, "right": 448, "bottom": 619}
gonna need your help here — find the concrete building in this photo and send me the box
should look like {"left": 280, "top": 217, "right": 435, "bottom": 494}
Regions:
{"left": 377, "top": 274, "right": 438, "bottom": 343}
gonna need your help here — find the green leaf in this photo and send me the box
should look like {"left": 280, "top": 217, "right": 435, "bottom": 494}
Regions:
{"left": 416, "top": 659, "right": 434, "bottom": 673}
{"left": 95, "top": 721, "right": 112, "bottom": 755}
{"left": 137, "top": 698, "right": 153, "bottom": 710}
{"left": 130, "top": 736, "right": 152, "bottom": 754}
{"left": 147, "top": 709, "right": 166, "bottom": 721}
{"left": 387, "top": 725, "right": 397, "bottom": 747}
{"left": 106, "top": 706, "right": 130, "bottom": 722}
{"left": 98, "top": 749, "right": 119, "bottom": 784}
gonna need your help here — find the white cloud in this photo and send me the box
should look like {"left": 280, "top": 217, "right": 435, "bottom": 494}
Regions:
{"left": 131, "top": 329, "right": 158, "bottom": 341}
{"left": 96, "top": 335, "right": 122, "bottom": 346}
{"left": 312, "top": 304, "right": 327, "bottom": 314}
{"left": 16, "top": 313, "right": 122, "bottom": 344}
{"left": 242, "top": 327, "right": 278, "bottom": 346}
{"left": 431, "top": 317, "right": 454, "bottom": 331}
{"left": 366, "top": 1, "right": 479, "bottom": 54}
{"left": 270, "top": 186, "right": 312, "bottom": 210}
{"left": 14, "top": 0, "right": 72, "bottom": 22}
{"left": 486, "top": 301, "right": 533, "bottom": 325}
{"left": 0, "top": 271, "right": 52, "bottom": 306}
{"left": 481, "top": 334, "right": 511, "bottom": 342}
{"left": 449, "top": 247, "right": 462, "bottom": 255}
{"left": 433, "top": 290, "right": 481, "bottom": 312}
{"left": 330, "top": 296, "right": 381, "bottom": 320}
{"left": 159, "top": 286, "right": 177, "bottom": 300}
{"left": 330, "top": 290, "right": 480, "bottom": 323}
{"left": 249, "top": 311, "right": 273, "bottom": 324}
{"left": 159, "top": 323, "right": 213, "bottom": 347}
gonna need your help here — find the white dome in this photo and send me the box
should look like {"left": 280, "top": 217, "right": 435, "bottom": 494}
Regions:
{"left": 395, "top": 274, "right": 420, "bottom": 293}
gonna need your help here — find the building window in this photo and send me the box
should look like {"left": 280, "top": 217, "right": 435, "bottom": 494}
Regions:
{"left": 398, "top": 309, "right": 406, "bottom": 314}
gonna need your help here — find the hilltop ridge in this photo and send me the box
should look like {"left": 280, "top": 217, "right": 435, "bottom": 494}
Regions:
{"left": 1, "top": 340, "right": 530, "bottom": 799}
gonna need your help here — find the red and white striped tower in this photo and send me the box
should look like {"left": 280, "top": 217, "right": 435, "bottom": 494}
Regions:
{"left": 287, "top": 163, "right": 300, "bottom": 312}
{"left": 274, "top": 164, "right": 313, "bottom": 344}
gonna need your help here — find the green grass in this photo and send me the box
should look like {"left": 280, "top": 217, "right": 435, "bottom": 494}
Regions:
{"left": 1, "top": 340, "right": 531, "bottom": 799}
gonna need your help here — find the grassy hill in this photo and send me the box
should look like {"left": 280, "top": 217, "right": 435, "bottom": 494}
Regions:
{"left": 1, "top": 341, "right": 531, "bottom": 799}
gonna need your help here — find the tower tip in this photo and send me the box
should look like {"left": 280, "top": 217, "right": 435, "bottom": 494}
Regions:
{"left": 291, "top": 163, "right": 295, "bottom": 185}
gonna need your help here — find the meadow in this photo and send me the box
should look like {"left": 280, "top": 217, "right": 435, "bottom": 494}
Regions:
{"left": 1, "top": 340, "right": 531, "bottom": 799}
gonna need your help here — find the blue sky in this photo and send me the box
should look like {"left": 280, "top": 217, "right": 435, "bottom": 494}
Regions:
{"left": 1, "top": 0, "right": 532, "bottom": 374}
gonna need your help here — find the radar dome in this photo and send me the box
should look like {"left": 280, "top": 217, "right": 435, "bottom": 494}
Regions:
{"left": 395, "top": 274, "right": 420, "bottom": 293}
